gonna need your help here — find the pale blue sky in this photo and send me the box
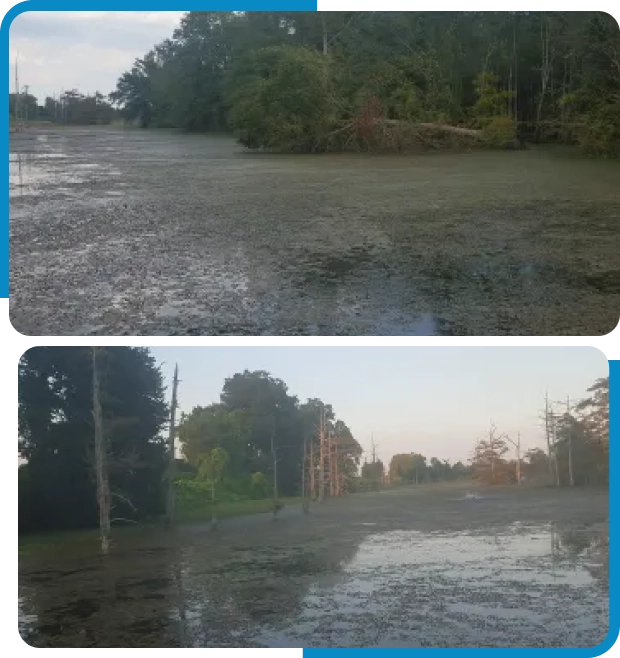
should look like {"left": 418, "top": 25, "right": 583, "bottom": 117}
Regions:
{"left": 150, "top": 347, "right": 607, "bottom": 464}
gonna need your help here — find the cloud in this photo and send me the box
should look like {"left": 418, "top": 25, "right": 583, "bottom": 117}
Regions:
{"left": 9, "top": 11, "right": 185, "bottom": 100}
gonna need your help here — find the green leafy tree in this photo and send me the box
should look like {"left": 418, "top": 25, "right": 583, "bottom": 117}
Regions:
{"left": 198, "top": 447, "right": 229, "bottom": 529}
{"left": 18, "top": 347, "right": 168, "bottom": 533}
{"left": 228, "top": 45, "right": 339, "bottom": 151}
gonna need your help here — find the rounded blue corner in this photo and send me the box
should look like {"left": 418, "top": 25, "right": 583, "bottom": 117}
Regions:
{"left": 1, "top": 1, "right": 32, "bottom": 36}
{"left": 590, "top": 624, "right": 620, "bottom": 657}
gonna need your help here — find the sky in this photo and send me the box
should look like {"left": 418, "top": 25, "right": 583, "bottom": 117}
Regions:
{"left": 9, "top": 11, "right": 185, "bottom": 100}
{"left": 149, "top": 347, "right": 607, "bottom": 465}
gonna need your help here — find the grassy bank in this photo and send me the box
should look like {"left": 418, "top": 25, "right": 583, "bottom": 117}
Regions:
{"left": 19, "top": 496, "right": 303, "bottom": 555}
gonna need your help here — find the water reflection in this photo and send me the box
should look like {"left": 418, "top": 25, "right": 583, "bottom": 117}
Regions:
{"left": 19, "top": 521, "right": 607, "bottom": 648}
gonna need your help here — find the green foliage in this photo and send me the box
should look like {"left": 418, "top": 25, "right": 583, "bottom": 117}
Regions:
{"left": 578, "top": 102, "right": 620, "bottom": 157}
{"left": 472, "top": 72, "right": 514, "bottom": 126}
{"left": 361, "top": 460, "right": 384, "bottom": 480}
{"left": 482, "top": 115, "right": 517, "bottom": 146}
{"left": 250, "top": 472, "right": 270, "bottom": 499}
{"left": 175, "top": 479, "right": 213, "bottom": 510}
{"left": 198, "top": 447, "right": 229, "bottom": 484}
{"left": 110, "top": 11, "right": 620, "bottom": 157}
{"left": 228, "top": 46, "right": 338, "bottom": 151}
{"left": 349, "top": 477, "right": 382, "bottom": 493}
{"left": 389, "top": 453, "right": 428, "bottom": 484}
{"left": 18, "top": 347, "right": 168, "bottom": 534}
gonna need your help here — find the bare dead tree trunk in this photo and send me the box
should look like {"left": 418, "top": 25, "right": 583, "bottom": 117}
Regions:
{"left": 536, "top": 14, "right": 551, "bottom": 138}
{"left": 567, "top": 396, "right": 574, "bottom": 487}
{"left": 309, "top": 439, "right": 315, "bottom": 501}
{"left": 545, "top": 392, "right": 554, "bottom": 483}
{"left": 166, "top": 364, "right": 179, "bottom": 526}
{"left": 550, "top": 416, "right": 560, "bottom": 487}
{"left": 328, "top": 431, "right": 334, "bottom": 496}
{"left": 92, "top": 347, "right": 110, "bottom": 555}
{"left": 302, "top": 436, "right": 309, "bottom": 513}
{"left": 271, "top": 416, "right": 279, "bottom": 520}
{"left": 334, "top": 445, "right": 340, "bottom": 496}
{"left": 513, "top": 15, "right": 519, "bottom": 122}
{"left": 318, "top": 408, "right": 325, "bottom": 503}
{"left": 516, "top": 432, "right": 521, "bottom": 485}
{"left": 506, "top": 431, "right": 522, "bottom": 484}
{"left": 321, "top": 14, "right": 328, "bottom": 56}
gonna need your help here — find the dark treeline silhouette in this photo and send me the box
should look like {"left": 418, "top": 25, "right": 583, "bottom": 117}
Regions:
{"left": 10, "top": 89, "right": 118, "bottom": 125}
{"left": 388, "top": 453, "right": 471, "bottom": 485}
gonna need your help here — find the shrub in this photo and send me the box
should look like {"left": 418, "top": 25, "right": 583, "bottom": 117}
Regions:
{"left": 482, "top": 115, "right": 517, "bottom": 147}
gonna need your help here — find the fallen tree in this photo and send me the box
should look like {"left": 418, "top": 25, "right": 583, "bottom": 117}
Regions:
{"left": 317, "top": 118, "right": 485, "bottom": 153}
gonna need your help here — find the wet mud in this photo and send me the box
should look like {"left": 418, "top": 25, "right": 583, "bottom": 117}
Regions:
{"left": 10, "top": 128, "right": 620, "bottom": 335}
{"left": 19, "top": 484, "right": 609, "bottom": 648}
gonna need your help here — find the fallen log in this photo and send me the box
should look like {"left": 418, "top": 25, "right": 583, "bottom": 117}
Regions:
{"left": 375, "top": 119, "right": 483, "bottom": 138}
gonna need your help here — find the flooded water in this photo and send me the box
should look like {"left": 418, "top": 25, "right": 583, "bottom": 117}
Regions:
{"left": 19, "top": 487, "right": 609, "bottom": 648}
{"left": 10, "top": 128, "right": 620, "bottom": 336}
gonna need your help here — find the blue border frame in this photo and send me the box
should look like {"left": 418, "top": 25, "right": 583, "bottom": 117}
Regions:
{"left": 4, "top": 5, "right": 618, "bottom": 653}
{"left": 1, "top": 1, "right": 317, "bottom": 299}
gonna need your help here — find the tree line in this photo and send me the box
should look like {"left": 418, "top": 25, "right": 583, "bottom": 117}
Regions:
{"left": 18, "top": 347, "right": 361, "bottom": 535}
{"left": 176, "top": 370, "right": 362, "bottom": 524}
{"left": 18, "top": 347, "right": 610, "bottom": 540}
{"left": 386, "top": 453, "right": 471, "bottom": 485}
{"left": 10, "top": 89, "right": 118, "bottom": 126}
{"left": 110, "top": 11, "right": 620, "bottom": 155}
{"left": 470, "top": 376, "right": 609, "bottom": 486}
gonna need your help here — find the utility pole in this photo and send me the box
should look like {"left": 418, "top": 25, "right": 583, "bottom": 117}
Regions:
{"left": 92, "top": 347, "right": 110, "bottom": 554}
{"left": 567, "top": 395, "right": 574, "bottom": 487}
{"left": 166, "top": 364, "right": 179, "bottom": 526}
{"left": 371, "top": 433, "right": 377, "bottom": 464}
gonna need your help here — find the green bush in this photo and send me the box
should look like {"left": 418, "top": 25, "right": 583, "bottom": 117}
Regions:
{"left": 175, "top": 479, "right": 212, "bottom": 509}
{"left": 250, "top": 472, "right": 270, "bottom": 499}
{"left": 228, "top": 45, "right": 339, "bottom": 152}
{"left": 578, "top": 102, "right": 620, "bottom": 158}
{"left": 482, "top": 115, "right": 517, "bottom": 147}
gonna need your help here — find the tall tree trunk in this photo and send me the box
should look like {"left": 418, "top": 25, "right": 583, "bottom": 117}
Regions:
{"left": 211, "top": 481, "right": 217, "bottom": 530}
{"left": 302, "top": 436, "right": 309, "bottom": 512}
{"left": 318, "top": 408, "right": 325, "bottom": 502}
{"left": 536, "top": 14, "right": 551, "bottom": 139}
{"left": 92, "top": 347, "right": 110, "bottom": 555}
{"left": 166, "top": 364, "right": 179, "bottom": 526}
{"left": 516, "top": 432, "right": 521, "bottom": 484}
{"left": 271, "top": 416, "right": 279, "bottom": 519}
{"left": 545, "top": 392, "right": 554, "bottom": 483}
{"left": 321, "top": 14, "right": 328, "bottom": 56}
{"left": 309, "top": 440, "right": 315, "bottom": 501}
{"left": 567, "top": 396, "right": 574, "bottom": 487}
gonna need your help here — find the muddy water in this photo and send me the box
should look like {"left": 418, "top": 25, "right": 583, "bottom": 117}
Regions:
{"left": 19, "top": 489, "right": 608, "bottom": 648}
{"left": 9, "top": 128, "right": 620, "bottom": 335}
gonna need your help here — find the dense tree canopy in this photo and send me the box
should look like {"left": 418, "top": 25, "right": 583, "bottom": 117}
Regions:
{"left": 178, "top": 370, "right": 362, "bottom": 501}
{"left": 111, "top": 11, "right": 620, "bottom": 155}
{"left": 18, "top": 347, "right": 168, "bottom": 533}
